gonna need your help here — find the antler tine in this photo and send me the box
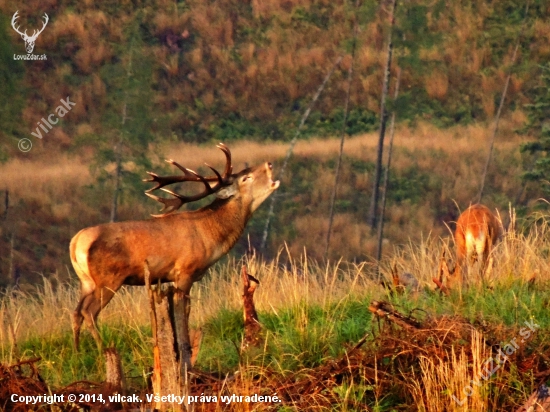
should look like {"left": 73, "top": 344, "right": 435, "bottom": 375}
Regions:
{"left": 165, "top": 159, "right": 202, "bottom": 177}
{"left": 216, "top": 143, "right": 233, "bottom": 177}
{"left": 203, "top": 164, "right": 224, "bottom": 190}
{"left": 147, "top": 167, "right": 224, "bottom": 217}
{"left": 143, "top": 163, "right": 202, "bottom": 193}
{"left": 145, "top": 191, "right": 184, "bottom": 217}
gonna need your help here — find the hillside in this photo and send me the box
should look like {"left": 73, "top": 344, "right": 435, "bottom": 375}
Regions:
{"left": 1, "top": 0, "right": 549, "bottom": 154}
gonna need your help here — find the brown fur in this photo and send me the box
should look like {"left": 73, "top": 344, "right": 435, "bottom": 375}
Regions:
{"left": 453, "top": 204, "right": 502, "bottom": 281}
{"left": 70, "top": 161, "right": 279, "bottom": 350}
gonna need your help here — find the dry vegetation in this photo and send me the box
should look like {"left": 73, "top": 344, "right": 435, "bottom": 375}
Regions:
{"left": 1, "top": 213, "right": 549, "bottom": 410}
{"left": 1, "top": 0, "right": 549, "bottom": 409}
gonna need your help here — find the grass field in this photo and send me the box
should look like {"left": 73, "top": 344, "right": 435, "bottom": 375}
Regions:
{"left": 1, "top": 210, "right": 549, "bottom": 410}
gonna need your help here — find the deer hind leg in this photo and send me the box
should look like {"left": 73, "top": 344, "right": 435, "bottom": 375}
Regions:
{"left": 73, "top": 291, "right": 92, "bottom": 350}
{"left": 79, "top": 284, "right": 121, "bottom": 349}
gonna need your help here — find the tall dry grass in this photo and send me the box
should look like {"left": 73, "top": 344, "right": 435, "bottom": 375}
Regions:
{"left": 0, "top": 248, "right": 378, "bottom": 359}
{"left": 388, "top": 208, "right": 550, "bottom": 290}
{"left": 0, "top": 155, "right": 90, "bottom": 205}
{"left": 411, "top": 330, "right": 493, "bottom": 412}
{"left": 1, "top": 211, "right": 549, "bottom": 409}
{"left": 165, "top": 119, "right": 527, "bottom": 166}
{"left": 2, "top": 209, "right": 548, "bottom": 345}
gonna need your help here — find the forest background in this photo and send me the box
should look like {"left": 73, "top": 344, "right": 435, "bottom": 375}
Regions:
{"left": 0, "top": 0, "right": 549, "bottom": 287}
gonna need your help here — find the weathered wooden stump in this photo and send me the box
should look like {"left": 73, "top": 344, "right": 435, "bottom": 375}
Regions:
{"left": 145, "top": 262, "right": 202, "bottom": 412}
{"left": 104, "top": 347, "right": 125, "bottom": 392}
{"left": 241, "top": 265, "right": 262, "bottom": 349}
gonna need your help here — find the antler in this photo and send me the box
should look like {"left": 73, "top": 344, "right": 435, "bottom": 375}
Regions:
{"left": 144, "top": 143, "right": 233, "bottom": 217}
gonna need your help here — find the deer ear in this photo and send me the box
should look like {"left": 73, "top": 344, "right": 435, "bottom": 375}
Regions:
{"left": 216, "top": 184, "right": 237, "bottom": 199}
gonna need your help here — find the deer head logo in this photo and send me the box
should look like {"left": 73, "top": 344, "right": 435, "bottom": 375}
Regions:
{"left": 11, "top": 11, "right": 49, "bottom": 54}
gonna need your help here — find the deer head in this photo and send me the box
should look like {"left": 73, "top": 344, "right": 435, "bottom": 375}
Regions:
{"left": 144, "top": 143, "right": 279, "bottom": 217}
{"left": 11, "top": 11, "right": 49, "bottom": 54}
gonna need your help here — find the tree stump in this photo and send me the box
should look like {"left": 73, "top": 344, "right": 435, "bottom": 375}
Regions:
{"left": 241, "top": 265, "right": 262, "bottom": 349}
{"left": 145, "top": 263, "right": 184, "bottom": 411}
{"left": 104, "top": 347, "right": 125, "bottom": 392}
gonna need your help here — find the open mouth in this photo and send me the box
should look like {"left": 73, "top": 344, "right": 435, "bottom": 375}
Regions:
{"left": 271, "top": 180, "right": 280, "bottom": 189}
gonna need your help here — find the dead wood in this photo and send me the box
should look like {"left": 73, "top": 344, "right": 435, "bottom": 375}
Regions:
{"left": 368, "top": 300, "right": 422, "bottom": 330}
{"left": 434, "top": 248, "right": 452, "bottom": 295}
{"left": 241, "top": 265, "right": 262, "bottom": 348}
{"left": 104, "top": 347, "right": 125, "bottom": 393}
{"left": 145, "top": 261, "right": 184, "bottom": 411}
{"left": 1, "top": 299, "right": 548, "bottom": 411}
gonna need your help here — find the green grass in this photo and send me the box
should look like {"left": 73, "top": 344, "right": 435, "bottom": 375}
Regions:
{"left": 2, "top": 219, "right": 550, "bottom": 409}
{"left": 12, "top": 325, "right": 153, "bottom": 388}
{"left": 12, "top": 278, "right": 546, "bottom": 395}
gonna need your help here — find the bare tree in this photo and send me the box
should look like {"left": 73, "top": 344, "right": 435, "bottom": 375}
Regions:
{"left": 375, "top": 67, "right": 402, "bottom": 269}
{"left": 260, "top": 56, "right": 343, "bottom": 251}
{"left": 368, "top": 0, "right": 398, "bottom": 230}
{"left": 478, "top": 2, "right": 529, "bottom": 203}
{"left": 325, "top": 2, "right": 360, "bottom": 259}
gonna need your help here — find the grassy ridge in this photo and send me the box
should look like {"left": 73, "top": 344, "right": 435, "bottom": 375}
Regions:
{"left": 1, "top": 216, "right": 549, "bottom": 409}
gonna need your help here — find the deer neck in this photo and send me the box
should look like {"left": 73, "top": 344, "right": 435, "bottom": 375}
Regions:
{"left": 200, "top": 197, "right": 252, "bottom": 255}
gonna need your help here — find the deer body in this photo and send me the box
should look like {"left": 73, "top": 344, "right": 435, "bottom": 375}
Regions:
{"left": 70, "top": 145, "right": 279, "bottom": 357}
{"left": 454, "top": 204, "right": 501, "bottom": 280}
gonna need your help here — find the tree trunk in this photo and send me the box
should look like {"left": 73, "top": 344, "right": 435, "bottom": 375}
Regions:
{"left": 375, "top": 67, "right": 402, "bottom": 270}
{"left": 478, "top": 2, "right": 529, "bottom": 203}
{"left": 110, "top": 146, "right": 122, "bottom": 223}
{"left": 145, "top": 262, "right": 185, "bottom": 411}
{"left": 104, "top": 347, "right": 125, "bottom": 393}
{"left": 368, "top": 0, "right": 398, "bottom": 230}
{"left": 110, "top": 100, "right": 128, "bottom": 223}
{"left": 241, "top": 265, "right": 262, "bottom": 349}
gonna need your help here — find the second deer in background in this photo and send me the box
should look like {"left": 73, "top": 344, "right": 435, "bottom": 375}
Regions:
{"left": 453, "top": 203, "right": 502, "bottom": 282}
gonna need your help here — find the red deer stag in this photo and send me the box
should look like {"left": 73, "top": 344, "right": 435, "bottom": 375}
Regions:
{"left": 453, "top": 204, "right": 502, "bottom": 282}
{"left": 70, "top": 143, "right": 279, "bottom": 362}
